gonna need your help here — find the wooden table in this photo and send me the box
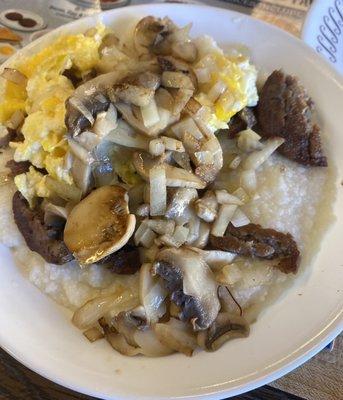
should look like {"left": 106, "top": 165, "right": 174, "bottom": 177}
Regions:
{"left": 1, "top": 334, "right": 342, "bottom": 400}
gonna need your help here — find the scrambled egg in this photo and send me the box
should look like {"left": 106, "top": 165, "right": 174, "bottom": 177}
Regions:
{"left": 0, "top": 26, "right": 106, "bottom": 205}
{"left": 194, "top": 35, "right": 258, "bottom": 125}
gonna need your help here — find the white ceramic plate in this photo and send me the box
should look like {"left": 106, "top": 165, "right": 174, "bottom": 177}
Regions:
{"left": 302, "top": 0, "right": 343, "bottom": 75}
{"left": 0, "top": 4, "right": 342, "bottom": 400}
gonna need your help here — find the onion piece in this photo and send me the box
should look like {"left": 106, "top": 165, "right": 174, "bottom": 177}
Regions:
{"left": 194, "top": 150, "right": 213, "bottom": 165}
{"left": 215, "top": 264, "right": 242, "bottom": 286}
{"left": 215, "top": 190, "right": 244, "bottom": 206}
{"left": 242, "top": 137, "right": 285, "bottom": 170}
{"left": 237, "top": 129, "right": 262, "bottom": 152}
{"left": 105, "top": 331, "right": 140, "bottom": 356}
{"left": 140, "top": 227, "right": 157, "bottom": 248}
{"left": 83, "top": 327, "right": 104, "bottom": 342}
{"left": 141, "top": 99, "right": 160, "bottom": 128}
{"left": 211, "top": 204, "right": 238, "bottom": 237}
{"left": 161, "top": 136, "right": 184, "bottom": 152}
{"left": 72, "top": 289, "right": 138, "bottom": 329}
{"left": 155, "top": 87, "right": 174, "bottom": 110}
{"left": 140, "top": 263, "right": 167, "bottom": 324}
{"left": 92, "top": 105, "right": 118, "bottom": 138}
{"left": 107, "top": 119, "right": 148, "bottom": 149}
{"left": 229, "top": 155, "right": 241, "bottom": 169}
{"left": 171, "top": 117, "right": 203, "bottom": 140}
{"left": 194, "top": 67, "right": 211, "bottom": 83}
{"left": 171, "top": 41, "right": 197, "bottom": 63}
{"left": 207, "top": 81, "right": 227, "bottom": 102}
{"left": 189, "top": 248, "right": 236, "bottom": 270}
{"left": 146, "top": 219, "right": 175, "bottom": 235}
{"left": 154, "top": 318, "right": 197, "bottom": 357}
{"left": 232, "top": 187, "right": 249, "bottom": 203}
{"left": 68, "top": 138, "right": 94, "bottom": 165}
{"left": 161, "top": 71, "right": 194, "bottom": 90}
{"left": 149, "top": 165, "right": 167, "bottom": 216}
{"left": 1, "top": 68, "right": 27, "bottom": 86}
{"left": 45, "top": 176, "right": 82, "bottom": 203}
{"left": 171, "top": 88, "right": 193, "bottom": 115}
{"left": 149, "top": 138, "right": 165, "bottom": 156}
{"left": 133, "top": 329, "right": 174, "bottom": 357}
{"left": 230, "top": 208, "right": 250, "bottom": 228}
{"left": 134, "top": 221, "right": 150, "bottom": 245}
{"left": 160, "top": 225, "right": 189, "bottom": 248}
{"left": 192, "top": 221, "right": 210, "bottom": 249}
{"left": 194, "top": 191, "right": 218, "bottom": 223}
{"left": 136, "top": 203, "right": 150, "bottom": 217}
{"left": 240, "top": 169, "right": 257, "bottom": 193}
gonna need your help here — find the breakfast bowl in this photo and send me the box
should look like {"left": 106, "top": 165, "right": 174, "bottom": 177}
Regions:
{"left": 0, "top": 4, "right": 342, "bottom": 400}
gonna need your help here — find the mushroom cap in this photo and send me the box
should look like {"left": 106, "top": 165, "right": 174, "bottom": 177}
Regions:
{"left": 64, "top": 185, "right": 136, "bottom": 264}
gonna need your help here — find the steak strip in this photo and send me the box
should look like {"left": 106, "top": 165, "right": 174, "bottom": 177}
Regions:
{"left": 210, "top": 223, "right": 300, "bottom": 274}
{"left": 12, "top": 191, "right": 73, "bottom": 265}
{"left": 257, "top": 70, "right": 327, "bottom": 166}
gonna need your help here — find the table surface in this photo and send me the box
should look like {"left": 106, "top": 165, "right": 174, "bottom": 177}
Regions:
{"left": 1, "top": 333, "right": 342, "bottom": 400}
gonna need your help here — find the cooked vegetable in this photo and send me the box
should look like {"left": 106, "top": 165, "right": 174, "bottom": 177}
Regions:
{"left": 154, "top": 247, "right": 220, "bottom": 330}
{"left": 149, "top": 165, "right": 167, "bottom": 216}
{"left": 197, "top": 312, "right": 249, "bottom": 351}
{"left": 211, "top": 204, "right": 238, "bottom": 237}
{"left": 83, "top": 327, "right": 104, "bottom": 342}
{"left": 64, "top": 185, "right": 136, "bottom": 264}
{"left": 72, "top": 288, "right": 138, "bottom": 329}
{"left": 154, "top": 318, "right": 197, "bottom": 356}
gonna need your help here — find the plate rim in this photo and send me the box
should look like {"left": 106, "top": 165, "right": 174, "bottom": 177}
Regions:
{"left": 0, "top": 3, "right": 342, "bottom": 399}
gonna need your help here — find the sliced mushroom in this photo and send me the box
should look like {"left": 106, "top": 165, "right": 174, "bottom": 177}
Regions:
{"left": 134, "top": 16, "right": 176, "bottom": 55}
{"left": 65, "top": 71, "right": 124, "bottom": 136}
{"left": 165, "top": 187, "right": 198, "bottom": 223}
{"left": 153, "top": 247, "right": 220, "bottom": 330}
{"left": 133, "top": 152, "right": 206, "bottom": 189}
{"left": 197, "top": 312, "right": 249, "bottom": 352}
{"left": 114, "top": 83, "right": 155, "bottom": 107}
{"left": 64, "top": 185, "right": 136, "bottom": 264}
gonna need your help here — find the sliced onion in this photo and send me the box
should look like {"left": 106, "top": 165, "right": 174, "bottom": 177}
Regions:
{"left": 211, "top": 204, "right": 238, "bottom": 237}
{"left": 154, "top": 318, "right": 197, "bottom": 357}
{"left": 72, "top": 289, "right": 138, "bottom": 330}
{"left": 161, "top": 71, "right": 194, "bottom": 90}
{"left": 230, "top": 208, "right": 250, "bottom": 228}
{"left": 194, "top": 67, "right": 211, "bottom": 84}
{"left": 149, "top": 138, "right": 165, "bottom": 156}
{"left": 141, "top": 99, "right": 160, "bottom": 128}
{"left": 107, "top": 119, "right": 148, "bottom": 150}
{"left": 207, "top": 81, "right": 227, "bottom": 102}
{"left": 215, "top": 190, "right": 244, "bottom": 206}
{"left": 240, "top": 169, "right": 257, "bottom": 193}
{"left": 149, "top": 165, "right": 167, "bottom": 216}
{"left": 140, "top": 263, "right": 167, "bottom": 324}
{"left": 242, "top": 137, "right": 285, "bottom": 171}
{"left": 133, "top": 329, "right": 174, "bottom": 357}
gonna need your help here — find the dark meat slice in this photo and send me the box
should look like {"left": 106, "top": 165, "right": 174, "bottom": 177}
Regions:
{"left": 12, "top": 191, "right": 73, "bottom": 265}
{"left": 97, "top": 244, "right": 141, "bottom": 274}
{"left": 6, "top": 159, "right": 30, "bottom": 177}
{"left": 257, "top": 70, "right": 327, "bottom": 167}
{"left": 210, "top": 223, "right": 300, "bottom": 274}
